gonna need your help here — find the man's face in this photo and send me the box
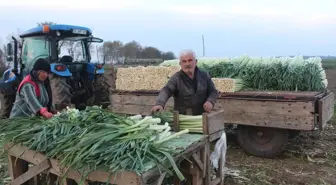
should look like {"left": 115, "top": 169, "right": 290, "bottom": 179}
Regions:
{"left": 179, "top": 54, "right": 197, "bottom": 75}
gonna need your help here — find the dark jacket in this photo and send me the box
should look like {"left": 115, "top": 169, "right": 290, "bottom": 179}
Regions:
{"left": 155, "top": 67, "right": 218, "bottom": 115}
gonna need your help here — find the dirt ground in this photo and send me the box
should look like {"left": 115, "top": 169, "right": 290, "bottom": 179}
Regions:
{"left": 223, "top": 122, "right": 336, "bottom": 185}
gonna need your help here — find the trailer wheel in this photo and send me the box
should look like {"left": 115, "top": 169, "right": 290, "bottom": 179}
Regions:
{"left": 0, "top": 92, "right": 15, "bottom": 119}
{"left": 49, "top": 75, "right": 72, "bottom": 111}
{"left": 288, "top": 130, "right": 301, "bottom": 139}
{"left": 236, "top": 125, "right": 288, "bottom": 158}
{"left": 92, "top": 75, "right": 111, "bottom": 108}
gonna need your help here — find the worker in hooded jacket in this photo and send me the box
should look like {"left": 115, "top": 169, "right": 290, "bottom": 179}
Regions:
{"left": 151, "top": 50, "right": 218, "bottom": 115}
{"left": 10, "top": 58, "right": 57, "bottom": 119}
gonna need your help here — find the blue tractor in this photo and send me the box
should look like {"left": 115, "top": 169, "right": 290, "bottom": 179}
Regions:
{"left": 0, "top": 24, "right": 111, "bottom": 118}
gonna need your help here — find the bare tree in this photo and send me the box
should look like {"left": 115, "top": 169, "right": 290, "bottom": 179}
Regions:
{"left": 162, "top": 51, "right": 176, "bottom": 60}
{"left": 141, "top": 46, "right": 162, "bottom": 58}
{"left": 99, "top": 39, "right": 176, "bottom": 64}
{"left": 102, "top": 40, "right": 124, "bottom": 63}
{"left": 123, "top": 41, "right": 142, "bottom": 59}
{"left": 0, "top": 47, "right": 10, "bottom": 76}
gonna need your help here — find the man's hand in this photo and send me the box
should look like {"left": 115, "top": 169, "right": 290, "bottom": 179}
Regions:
{"left": 151, "top": 105, "right": 164, "bottom": 113}
{"left": 203, "top": 101, "right": 213, "bottom": 113}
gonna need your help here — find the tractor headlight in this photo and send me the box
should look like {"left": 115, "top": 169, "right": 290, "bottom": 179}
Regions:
{"left": 72, "top": 29, "right": 87, "bottom": 35}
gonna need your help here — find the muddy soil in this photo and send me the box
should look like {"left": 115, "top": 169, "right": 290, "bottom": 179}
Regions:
{"left": 223, "top": 121, "right": 336, "bottom": 185}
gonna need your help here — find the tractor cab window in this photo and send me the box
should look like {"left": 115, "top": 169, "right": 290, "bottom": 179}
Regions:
{"left": 88, "top": 42, "right": 104, "bottom": 63}
{"left": 58, "top": 37, "right": 87, "bottom": 62}
{"left": 21, "top": 37, "right": 49, "bottom": 76}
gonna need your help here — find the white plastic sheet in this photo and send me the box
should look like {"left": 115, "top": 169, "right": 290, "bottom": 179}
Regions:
{"left": 210, "top": 132, "right": 227, "bottom": 182}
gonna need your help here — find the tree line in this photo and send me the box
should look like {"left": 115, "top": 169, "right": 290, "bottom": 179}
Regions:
{"left": 101, "top": 40, "right": 176, "bottom": 64}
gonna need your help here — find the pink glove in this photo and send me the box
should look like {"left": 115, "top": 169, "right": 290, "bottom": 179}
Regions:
{"left": 39, "top": 107, "right": 53, "bottom": 119}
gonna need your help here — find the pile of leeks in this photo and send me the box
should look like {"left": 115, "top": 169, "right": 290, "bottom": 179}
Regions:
{"left": 0, "top": 106, "right": 190, "bottom": 182}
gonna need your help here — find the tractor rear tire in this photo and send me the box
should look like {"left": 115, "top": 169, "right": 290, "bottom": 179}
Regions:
{"left": 49, "top": 75, "right": 72, "bottom": 111}
{"left": 0, "top": 92, "right": 15, "bottom": 119}
{"left": 236, "top": 125, "right": 289, "bottom": 158}
{"left": 92, "top": 75, "right": 111, "bottom": 108}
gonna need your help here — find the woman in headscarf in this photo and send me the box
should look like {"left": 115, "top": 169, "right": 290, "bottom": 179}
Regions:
{"left": 10, "top": 58, "right": 57, "bottom": 119}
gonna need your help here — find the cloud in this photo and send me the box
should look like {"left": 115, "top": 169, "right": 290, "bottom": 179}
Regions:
{"left": 166, "top": 0, "right": 336, "bottom": 26}
{"left": 2, "top": 0, "right": 335, "bottom": 27}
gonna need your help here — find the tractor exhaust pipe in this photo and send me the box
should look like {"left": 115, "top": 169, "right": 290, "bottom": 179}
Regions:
{"left": 11, "top": 36, "right": 18, "bottom": 76}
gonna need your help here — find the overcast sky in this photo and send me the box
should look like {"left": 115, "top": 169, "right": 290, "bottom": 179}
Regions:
{"left": 0, "top": 0, "right": 335, "bottom": 57}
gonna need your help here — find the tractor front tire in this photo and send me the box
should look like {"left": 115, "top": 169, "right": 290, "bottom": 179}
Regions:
{"left": 0, "top": 92, "right": 15, "bottom": 119}
{"left": 236, "top": 125, "right": 289, "bottom": 158}
{"left": 92, "top": 75, "right": 111, "bottom": 108}
{"left": 49, "top": 75, "right": 72, "bottom": 111}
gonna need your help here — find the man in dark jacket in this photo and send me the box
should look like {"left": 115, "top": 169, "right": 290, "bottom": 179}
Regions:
{"left": 151, "top": 50, "right": 218, "bottom": 115}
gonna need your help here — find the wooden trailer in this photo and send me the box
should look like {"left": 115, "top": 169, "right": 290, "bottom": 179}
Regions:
{"left": 4, "top": 110, "right": 226, "bottom": 185}
{"left": 109, "top": 89, "right": 335, "bottom": 158}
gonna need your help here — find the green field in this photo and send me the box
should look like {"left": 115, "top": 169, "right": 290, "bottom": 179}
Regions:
{"left": 322, "top": 58, "right": 336, "bottom": 69}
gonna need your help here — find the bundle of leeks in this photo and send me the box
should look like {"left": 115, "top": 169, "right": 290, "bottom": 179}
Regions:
{"left": 153, "top": 111, "right": 204, "bottom": 133}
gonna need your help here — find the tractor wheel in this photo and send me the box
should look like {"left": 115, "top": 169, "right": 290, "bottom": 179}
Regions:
{"left": 0, "top": 92, "right": 15, "bottom": 119}
{"left": 49, "top": 75, "right": 72, "bottom": 111}
{"left": 92, "top": 75, "right": 111, "bottom": 108}
{"left": 236, "top": 125, "right": 289, "bottom": 158}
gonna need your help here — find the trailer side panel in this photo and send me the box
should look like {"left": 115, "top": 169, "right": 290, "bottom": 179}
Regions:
{"left": 109, "top": 94, "right": 316, "bottom": 130}
{"left": 216, "top": 99, "right": 315, "bottom": 130}
{"left": 318, "top": 92, "right": 335, "bottom": 130}
{"left": 109, "top": 94, "right": 173, "bottom": 115}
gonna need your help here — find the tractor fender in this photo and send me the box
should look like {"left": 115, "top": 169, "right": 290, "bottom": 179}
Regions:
{"left": 86, "top": 63, "right": 104, "bottom": 75}
{"left": 50, "top": 63, "right": 72, "bottom": 77}
{"left": 2, "top": 68, "right": 17, "bottom": 83}
{"left": 0, "top": 68, "right": 18, "bottom": 95}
